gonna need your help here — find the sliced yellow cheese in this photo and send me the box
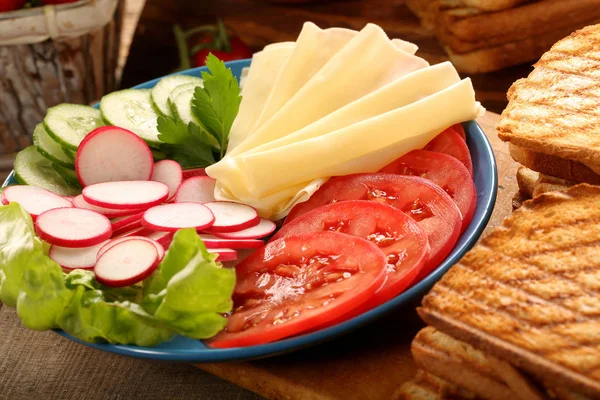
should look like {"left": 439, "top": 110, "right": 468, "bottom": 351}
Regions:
{"left": 392, "top": 38, "right": 418, "bottom": 55}
{"left": 241, "top": 62, "right": 460, "bottom": 156}
{"left": 235, "top": 78, "right": 480, "bottom": 197}
{"left": 249, "top": 23, "right": 357, "bottom": 135}
{"left": 228, "top": 42, "right": 295, "bottom": 151}
{"left": 227, "top": 23, "right": 429, "bottom": 157}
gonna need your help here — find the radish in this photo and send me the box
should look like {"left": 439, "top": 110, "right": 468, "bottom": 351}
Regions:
{"left": 98, "top": 236, "right": 165, "bottom": 261}
{"left": 75, "top": 126, "right": 154, "bottom": 186}
{"left": 35, "top": 208, "right": 112, "bottom": 247}
{"left": 208, "top": 248, "right": 238, "bottom": 262}
{"left": 72, "top": 194, "right": 146, "bottom": 218}
{"left": 201, "top": 202, "right": 259, "bottom": 233}
{"left": 174, "top": 176, "right": 216, "bottom": 204}
{"left": 2, "top": 185, "right": 72, "bottom": 219}
{"left": 207, "top": 218, "right": 276, "bottom": 240}
{"left": 63, "top": 196, "right": 75, "bottom": 203}
{"left": 182, "top": 167, "right": 207, "bottom": 179}
{"left": 50, "top": 240, "right": 109, "bottom": 270}
{"left": 82, "top": 181, "right": 169, "bottom": 210}
{"left": 197, "top": 234, "right": 263, "bottom": 249}
{"left": 111, "top": 219, "right": 143, "bottom": 237}
{"left": 141, "top": 202, "right": 215, "bottom": 232}
{"left": 151, "top": 160, "right": 183, "bottom": 200}
{"left": 114, "top": 226, "right": 155, "bottom": 238}
{"left": 146, "top": 231, "right": 174, "bottom": 247}
{"left": 95, "top": 239, "right": 159, "bottom": 287}
{"left": 110, "top": 212, "right": 145, "bottom": 230}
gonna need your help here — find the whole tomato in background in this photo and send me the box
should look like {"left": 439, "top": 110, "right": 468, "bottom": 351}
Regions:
{"left": 0, "top": 0, "right": 26, "bottom": 12}
{"left": 174, "top": 19, "right": 252, "bottom": 70}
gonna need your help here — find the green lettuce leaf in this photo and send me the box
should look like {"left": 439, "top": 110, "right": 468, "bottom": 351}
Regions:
{"left": 142, "top": 228, "right": 236, "bottom": 339}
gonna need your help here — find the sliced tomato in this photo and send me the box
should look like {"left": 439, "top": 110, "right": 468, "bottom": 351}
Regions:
{"left": 452, "top": 123, "right": 466, "bottom": 141}
{"left": 209, "top": 231, "right": 387, "bottom": 348}
{"left": 286, "top": 174, "right": 461, "bottom": 277}
{"left": 273, "top": 200, "right": 429, "bottom": 306}
{"left": 425, "top": 127, "right": 473, "bottom": 175}
{"left": 379, "top": 150, "right": 476, "bottom": 232}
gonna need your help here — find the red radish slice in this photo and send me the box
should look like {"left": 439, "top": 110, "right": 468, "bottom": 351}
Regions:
{"left": 182, "top": 167, "right": 207, "bottom": 179}
{"left": 207, "top": 218, "right": 276, "bottom": 240}
{"left": 72, "top": 194, "right": 147, "bottom": 218}
{"left": 35, "top": 208, "right": 112, "bottom": 248}
{"left": 75, "top": 126, "right": 154, "bottom": 186}
{"left": 2, "top": 185, "right": 73, "bottom": 219}
{"left": 141, "top": 202, "right": 215, "bottom": 232}
{"left": 110, "top": 212, "right": 144, "bottom": 230}
{"left": 151, "top": 160, "right": 183, "bottom": 200}
{"left": 83, "top": 181, "right": 169, "bottom": 210}
{"left": 111, "top": 219, "right": 143, "bottom": 237}
{"left": 208, "top": 248, "right": 238, "bottom": 262}
{"left": 146, "top": 231, "right": 174, "bottom": 247}
{"left": 174, "top": 176, "right": 216, "bottom": 204}
{"left": 114, "top": 226, "right": 155, "bottom": 238}
{"left": 202, "top": 202, "right": 259, "bottom": 233}
{"left": 198, "top": 234, "right": 263, "bottom": 249}
{"left": 63, "top": 196, "right": 75, "bottom": 203}
{"left": 49, "top": 240, "right": 109, "bottom": 270}
{"left": 98, "top": 236, "right": 165, "bottom": 261}
{"left": 95, "top": 239, "right": 159, "bottom": 287}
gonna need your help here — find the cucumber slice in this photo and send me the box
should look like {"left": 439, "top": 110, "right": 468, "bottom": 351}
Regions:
{"left": 13, "top": 146, "right": 81, "bottom": 196}
{"left": 170, "top": 82, "right": 200, "bottom": 103}
{"left": 100, "top": 89, "right": 162, "bottom": 148}
{"left": 44, "top": 104, "right": 105, "bottom": 150}
{"left": 33, "top": 123, "right": 75, "bottom": 168}
{"left": 172, "top": 88, "right": 198, "bottom": 126}
{"left": 151, "top": 75, "right": 204, "bottom": 117}
{"left": 52, "top": 163, "right": 81, "bottom": 188}
{"left": 151, "top": 149, "right": 167, "bottom": 161}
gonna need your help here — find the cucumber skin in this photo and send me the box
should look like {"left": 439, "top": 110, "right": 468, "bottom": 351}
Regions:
{"left": 36, "top": 146, "right": 74, "bottom": 169}
{"left": 43, "top": 121, "right": 77, "bottom": 151}
{"left": 52, "top": 164, "right": 81, "bottom": 188}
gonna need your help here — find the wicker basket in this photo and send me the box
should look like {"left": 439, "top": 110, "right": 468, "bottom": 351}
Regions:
{"left": 0, "top": 0, "right": 124, "bottom": 155}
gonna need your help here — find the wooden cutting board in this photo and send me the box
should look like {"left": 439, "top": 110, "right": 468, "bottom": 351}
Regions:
{"left": 194, "top": 111, "right": 519, "bottom": 400}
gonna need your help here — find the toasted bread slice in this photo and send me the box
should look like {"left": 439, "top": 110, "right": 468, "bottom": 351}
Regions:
{"left": 509, "top": 145, "right": 600, "bottom": 185}
{"left": 418, "top": 184, "right": 600, "bottom": 398}
{"left": 461, "top": 0, "right": 529, "bottom": 11}
{"left": 394, "top": 369, "right": 480, "bottom": 400}
{"left": 517, "top": 166, "right": 539, "bottom": 198}
{"left": 498, "top": 24, "right": 600, "bottom": 175}
{"left": 533, "top": 173, "right": 573, "bottom": 197}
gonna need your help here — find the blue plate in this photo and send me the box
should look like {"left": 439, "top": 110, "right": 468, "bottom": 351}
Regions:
{"left": 2, "top": 59, "right": 497, "bottom": 362}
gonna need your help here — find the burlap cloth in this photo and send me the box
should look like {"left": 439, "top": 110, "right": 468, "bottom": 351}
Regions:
{"left": 0, "top": 304, "right": 264, "bottom": 400}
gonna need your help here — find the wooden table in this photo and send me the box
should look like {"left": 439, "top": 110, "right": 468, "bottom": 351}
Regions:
{"left": 0, "top": 111, "right": 519, "bottom": 400}
{"left": 120, "top": 0, "right": 535, "bottom": 115}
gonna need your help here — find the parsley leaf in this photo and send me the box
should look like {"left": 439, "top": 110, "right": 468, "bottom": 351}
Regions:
{"left": 191, "top": 54, "right": 242, "bottom": 158}
{"left": 156, "top": 117, "right": 215, "bottom": 168}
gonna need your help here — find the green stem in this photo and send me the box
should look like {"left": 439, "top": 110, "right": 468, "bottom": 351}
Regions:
{"left": 216, "top": 19, "right": 231, "bottom": 52}
{"left": 173, "top": 24, "right": 191, "bottom": 71}
{"left": 184, "top": 25, "right": 217, "bottom": 38}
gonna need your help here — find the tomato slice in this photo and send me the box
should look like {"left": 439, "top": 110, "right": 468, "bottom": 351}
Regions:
{"left": 379, "top": 150, "right": 476, "bottom": 232}
{"left": 286, "top": 174, "right": 461, "bottom": 276}
{"left": 425, "top": 127, "right": 473, "bottom": 175}
{"left": 273, "top": 200, "right": 429, "bottom": 305}
{"left": 452, "top": 123, "right": 466, "bottom": 141}
{"left": 209, "top": 231, "right": 387, "bottom": 348}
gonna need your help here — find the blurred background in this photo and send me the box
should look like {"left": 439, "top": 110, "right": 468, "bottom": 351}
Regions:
{"left": 2, "top": 0, "right": 600, "bottom": 175}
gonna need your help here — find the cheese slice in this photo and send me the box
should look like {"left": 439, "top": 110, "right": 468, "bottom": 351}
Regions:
{"left": 228, "top": 42, "right": 295, "bottom": 151}
{"left": 226, "top": 23, "right": 429, "bottom": 157}
{"left": 249, "top": 23, "right": 357, "bottom": 135}
{"left": 207, "top": 62, "right": 460, "bottom": 199}
{"left": 233, "top": 78, "right": 479, "bottom": 197}
{"left": 392, "top": 38, "right": 418, "bottom": 55}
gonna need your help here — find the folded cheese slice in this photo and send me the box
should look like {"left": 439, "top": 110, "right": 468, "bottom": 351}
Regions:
{"left": 228, "top": 42, "right": 296, "bottom": 151}
{"left": 392, "top": 38, "right": 419, "bottom": 55}
{"left": 227, "top": 23, "right": 429, "bottom": 157}
{"left": 249, "top": 23, "right": 357, "bottom": 135}
{"left": 208, "top": 62, "right": 462, "bottom": 201}
{"left": 220, "top": 78, "right": 480, "bottom": 199}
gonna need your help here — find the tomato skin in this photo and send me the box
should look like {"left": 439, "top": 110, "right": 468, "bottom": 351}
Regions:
{"left": 379, "top": 149, "right": 476, "bottom": 232}
{"left": 286, "top": 174, "right": 461, "bottom": 277}
{"left": 273, "top": 200, "right": 429, "bottom": 306}
{"left": 0, "top": 0, "right": 26, "bottom": 12}
{"left": 425, "top": 127, "right": 473, "bottom": 175}
{"left": 209, "top": 231, "right": 387, "bottom": 348}
{"left": 193, "top": 37, "right": 252, "bottom": 67}
{"left": 452, "top": 123, "right": 466, "bottom": 141}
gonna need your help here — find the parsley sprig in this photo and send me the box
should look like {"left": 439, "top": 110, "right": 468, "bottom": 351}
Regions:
{"left": 157, "top": 54, "right": 242, "bottom": 167}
